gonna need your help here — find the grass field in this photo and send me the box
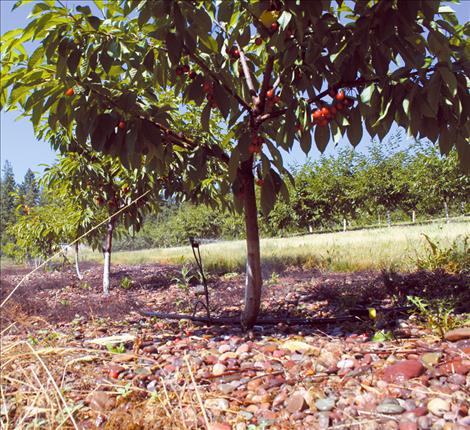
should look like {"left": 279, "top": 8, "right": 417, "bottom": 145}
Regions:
{"left": 81, "top": 220, "right": 469, "bottom": 274}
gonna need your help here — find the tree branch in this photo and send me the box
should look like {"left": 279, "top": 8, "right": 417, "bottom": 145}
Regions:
{"left": 256, "top": 56, "right": 275, "bottom": 115}
{"left": 238, "top": 49, "right": 257, "bottom": 99}
{"left": 184, "top": 46, "right": 252, "bottom": 114}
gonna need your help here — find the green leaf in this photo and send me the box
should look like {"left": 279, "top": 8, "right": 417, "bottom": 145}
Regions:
{"left": 143, "top": 49, "right": 155, "bottom": 72}
{"left": 360, "top": 84, "right": 375, "bottom": 104}
{"left": 213, "top": 82, "right": 230, "bottom": 118}
{"left": 201, "top": 103, "right": 211, "bottom": 132}
{"left": 439, "top": 67, "right": 457, "bottom": 97}
{"left": 347, "top": 109, "right": 363, "bottom": 147}
{"left": 67, "top": 48, "right": 81, "bottom": 75}
{"left": 99, "top": 49, "right": 113, "bottom": 73}
{"left": 165, "top": 32, "right": 182, "bottom": 65}
{"left": 314, "top": 125, "right": 330, "bottom": 153}
{"left": 87, "top": 16, "right": 102, "bottom": 31}
{"left": 299, "top": 129, "right": 312, "bottom": 154}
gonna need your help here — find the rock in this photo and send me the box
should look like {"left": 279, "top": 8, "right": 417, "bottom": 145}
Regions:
{"left": 317, "top": 412, "right": 330, "bottom": 428}
{"left": 427, "top": 398, "right": 450, "bottom": 417}
{"left": 212, "top": 363, "right": 226, "bottom": 376}
{"left": 236, "top": 343, "right": 250, "bottom": 354}
{"left": 218, "top": 383, "right": 237, "bottom": 395}
{"left": 399, "top": 423, "right": 417, "bottom": 430}
{"left": 417, "top": 416, "right": 431, "bottom": 429}
{"left": 146, "top": 380, "right": 157, "bottom": 392}
{"left": 444, "top": 327, "right": 470, "bottom": 342}
{"left": 281, "top": 340, "right": 319, "bottom": 355}
{"left": 315, "top": 397, "right": 336, "bottom": 411}
{"left": 436, "top": 358, "right": 470, "bottom": 375}
{"left": 381, "top": 360, "right": 425, "bottom": 383}
{"left": 286, "top": 393, "right": 308, "bottom": 413}
{"left": 208, "top": 423, "right": 231, "bottom": 430}
{"left": 337, "top": 359, "right": 355, "bottom": 370}
{"left": 205, "top": 398, "right": 230, "bottom": 411}
{"left": 218, "top": 344, "right": 231, "bottom": 354}
{"left": 86, "top": 391, "right": 115, "bottom": 412}
{"left": 447, "top": 373, "right": 466, "bottom": 385}
{"left": 420, "top": 352, "right": 442, "bottom": 368}
{"left": 376, "top": 398, "right": 406, "bottom": 415}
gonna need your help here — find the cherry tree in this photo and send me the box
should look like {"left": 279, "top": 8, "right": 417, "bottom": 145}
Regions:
{"left": 1, "top": 0, "right": 469, "bottom": 326}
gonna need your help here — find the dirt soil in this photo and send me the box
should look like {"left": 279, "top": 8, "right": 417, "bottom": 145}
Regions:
{"left": 1, "top": 263, "right": 469, "bottom": 429}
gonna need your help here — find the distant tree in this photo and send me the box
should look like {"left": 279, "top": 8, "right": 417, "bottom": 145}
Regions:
{"left": 18, "top": 168, "right": 40, "bottom": 208}
{"left": 0, "top": 160, "right": 17, "bottom": 248}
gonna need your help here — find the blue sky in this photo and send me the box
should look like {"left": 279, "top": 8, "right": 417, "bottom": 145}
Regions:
{"left": 1, "top": 1, "right": 469, "bottom": 180}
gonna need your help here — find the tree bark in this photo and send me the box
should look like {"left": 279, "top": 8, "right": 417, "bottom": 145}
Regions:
{"left": 240, "top": 160, "right": 262, "bottom": 329}
{"left": 102, "top": 220, "right": 114, "bottom": 295}
{"left": 74, "top": 242, "right": 83, "bottom": 280}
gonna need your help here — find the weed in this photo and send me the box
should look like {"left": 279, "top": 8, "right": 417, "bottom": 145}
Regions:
{"left": 371, "top": 330, "right": 394, "bottom": 342}
{"left": 106, "top": 343, "right": 126, "bottom": 354}
{"left": 407, "top": 295, "right": 470, "bottom": 338}
{"left": 79, "top": 282, "right": 91, "bottom": 290}
{"left": 172, "top": 264, "right": 198, "bottom": 292}
{"left": 59, "top": 298, "right": 70, "bottom": 306}
{"left": 120, "top": 276, "right": 134, "bottom": 290}
{"left": 266, "top": 271, "right": 280, "bottom": 286}
{"left": 117, "top": 382, "right": 133, "bottom": 399}
{"left": 416, "top": 234, "right": 469, "bottom": 274}
{"left": 27, "top": 335, "right": 39, "bottom": 346}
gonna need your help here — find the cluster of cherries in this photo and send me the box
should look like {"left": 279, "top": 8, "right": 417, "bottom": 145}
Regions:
{"left": 249, "top": 135, "right": 264, "bottom": 154}
{"left": 311, "top": 89, "right": 354, "bottom": 127}
{"left": 175, "top": 64, "right": 197, "bottom": 80}
{"left": 202, "top": 80, "right": 217, "bottom": 108}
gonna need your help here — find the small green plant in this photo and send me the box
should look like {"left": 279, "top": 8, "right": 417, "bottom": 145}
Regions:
{"left": 27, "top": 335, "right": 39, "bottom": 346}
{"left": 371, "top": 329, "right": 394, "bottom": 342}
{"left": 117, "top": 382, "right": 133, "bottom": 399}
{"left": 407, "top": 295, "right": 469, "bottom": 338}
{"left": 79, "top": 282, "right": 91, "bottom": 290}
{"left": 266, "top": 271, "right": 280, "bottom": 286}
{"left": 59, "top": 298, "right": 70, "bottom": 306}
{"left": 106, "top": 343, "right": 126, "bottom": 354}
{"left": 172, "top": 264, "right": 198, "bottom": 292}
{"left": 119, "top": 276, "right": 133, "bottom": 290}
{"left": 416, "top": 234, "right": 469, "bottom": 274}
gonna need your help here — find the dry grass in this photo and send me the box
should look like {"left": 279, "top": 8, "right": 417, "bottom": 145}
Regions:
{"left": 0, "top": 323, "right": 213, "bottom": 429}
{"left": 81, "top": 220, "right": 470, "bottom": 274}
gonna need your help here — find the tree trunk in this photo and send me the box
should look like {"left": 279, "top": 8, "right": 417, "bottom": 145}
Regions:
{"left": 343, "top": 218, "right": 347, "bottom": 232}
{"left": 240, "top": 160, "right": 262, "bottom": 329}
{"left": 74, "top": 242, "right": 83, "bottom": 280}
{"left": 102, "top": 220, "right": 115, "bottom": 295}
{"left": 386, "top": 210, "right": 391, "bottom": 227}
{"left": 444, "top": 201, "right": 449, "bottom": 223}
{"left": 412, "top": 210, "right": 416, "bottom": 223}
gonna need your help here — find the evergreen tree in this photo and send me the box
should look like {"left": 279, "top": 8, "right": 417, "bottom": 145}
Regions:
{"left": 18, "top": 169, "right": 40, "bottom": 208}
{"left": 0, "top": 160, "right": 17, "bottom": 246}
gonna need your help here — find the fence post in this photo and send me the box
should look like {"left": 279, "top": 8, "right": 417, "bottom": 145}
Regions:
{"left": 444, "top": 201, "right": 449, "bottom": 224}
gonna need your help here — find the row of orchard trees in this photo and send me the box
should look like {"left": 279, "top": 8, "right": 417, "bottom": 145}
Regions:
{"left": 269, "top": 136, "right": 470, "bottom": 234}
{"left": 1, "top": 0, "right": 469, "bottom": 327}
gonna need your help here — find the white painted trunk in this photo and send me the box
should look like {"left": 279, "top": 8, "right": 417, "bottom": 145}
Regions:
{"left": 343, "top": 219, "right": 347, "bottom": 232}
{"left": 74, "top": 243, "right": 83, "bottom": 280}
{"left": 103, "top": 251, "right": 110, "bottom": 295}
{"left": 386, "top": 210, "right": 391, "bottom": 227}
{"left": 412, "top": 210, "right": 416, "bottom": 223}
{"left": 444, "top": 201, "right": 449, "bottom": 223}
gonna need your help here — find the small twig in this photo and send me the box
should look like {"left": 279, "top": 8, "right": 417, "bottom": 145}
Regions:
{"left": 184, "top": 355, "right": 210, "bottom": 430}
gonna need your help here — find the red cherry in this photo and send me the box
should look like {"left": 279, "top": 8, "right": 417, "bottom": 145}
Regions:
{"left": 271, "top": 22, "right": 279, "bottom": 32}
{"left": 266, "top": 88, "right": 274, "bottom": 98}
{"left": 109, "top": 370, "right": 120, "bottom": 379}
{"left": 181, "top": 64, "right": 190, "bottom": 73}
{"left": 175, "top": 67, "right": 183, "bottom": 76}
{"left": 344, "top": 97, "right": 353, "bottom": 107}
{"left": 318, "top": 119, "right": 328, "bottom": 127}
{"left": 118, "top": 121, "right": 126, "bottom": 130}
{"left": 65, "top": 88, "right": 74, "bottom": 96}
{"left": 312, "top": 109, "right": 322, "bottom": 120}
{"left": 336, "top": 102, "right": 344, "bottom": 110}
{"left": 232, "top": 48, "right": 240, "bottom": 59}
{"left": 335, "top": 90, "right": 345, "bottom": 101}
{"left": 330, "top": 106, "right": 337, "bottom": 115}
{"left": 203, "top": 82, "right": 212, "bottom": 93}
{"left": 255, "top": 37, "right": 263, "bottom": 46}
{"left": 321, "top": 107, "right": 330, "bottom": 117}
{"left": 256, "top": 178, "right": 264, "bottom": 186}
{"left": 188, "top": 70, "right": 197, "bottom": 79}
